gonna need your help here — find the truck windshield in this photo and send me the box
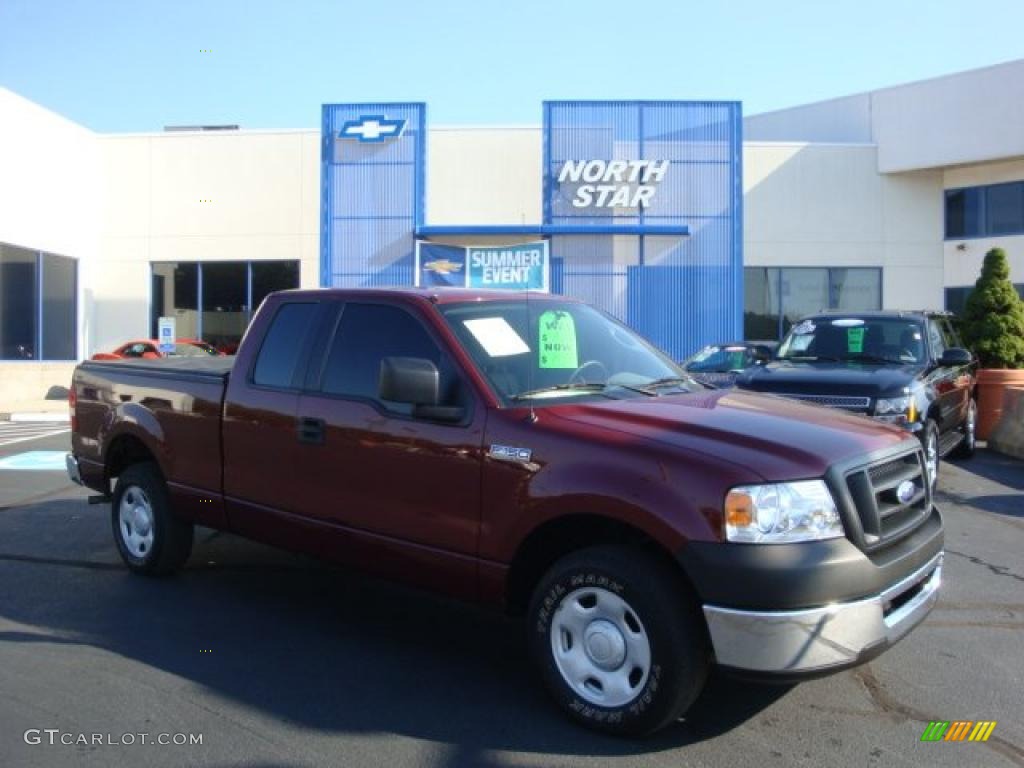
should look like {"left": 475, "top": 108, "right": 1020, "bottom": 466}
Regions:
{"left": 777, "top": 317, "right": 927, "bottom": 364}
{"left": 439, "top": 300, "right": 701, "bottom": 404}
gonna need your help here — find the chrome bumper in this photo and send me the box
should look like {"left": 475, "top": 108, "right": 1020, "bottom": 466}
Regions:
{"left": 703, "top": 552, "right": 943, "bottom": 674}
{"left": 66, "top": 453, "right": 83, "bottom": 486}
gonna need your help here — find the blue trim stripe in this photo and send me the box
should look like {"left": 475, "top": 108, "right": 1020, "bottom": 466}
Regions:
{"left": 416, "top": 224, "right": 690, "bottom": 237}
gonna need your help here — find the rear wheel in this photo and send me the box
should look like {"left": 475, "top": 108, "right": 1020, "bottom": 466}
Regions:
{"left": 950, "top": 399, "right": 977, "bottom": 459}
{"left": 527, "top": 546, "right": 708, "bottom": 737}
{"left": 112, "top": 462, "right": 193, "bottom": 575}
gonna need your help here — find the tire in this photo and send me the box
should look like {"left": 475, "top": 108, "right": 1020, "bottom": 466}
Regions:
{"left": 950, "top": 398, "right": 977, "bottom": 459}
{"left": 527, "top": 546, "right": 709, "bottom": 737}
{"left": 111, "top": 462, "right": 193, "bottom": 576}
{"left": 920, "top": 420, "right": 940, "bottom": 491}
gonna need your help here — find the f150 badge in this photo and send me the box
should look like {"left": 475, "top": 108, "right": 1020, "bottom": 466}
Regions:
{"left": 489, "top": 444, "right": 532, "bottom": 463}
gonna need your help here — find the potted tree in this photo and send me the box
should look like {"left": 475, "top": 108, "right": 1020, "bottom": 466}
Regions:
{"left": 959, "top": 247, "right": 1024, "bottom": 440}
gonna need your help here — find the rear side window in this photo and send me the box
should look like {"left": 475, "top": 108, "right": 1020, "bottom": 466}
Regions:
{"left": 927, "top": 320, "right": 947, "bottom": 360}
{"left": 940, "top": 318, "right": 962, "bottom": 349}
{"left": 321, "top": 303, "right": 461, "bottom": 412}
{"left": 252, "top": 302, "right": 317, "bottom": 388}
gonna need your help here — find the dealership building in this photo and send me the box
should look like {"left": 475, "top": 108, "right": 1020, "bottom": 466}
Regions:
{"left": 2, "top": 59, "right": 1024, "bottom": 408}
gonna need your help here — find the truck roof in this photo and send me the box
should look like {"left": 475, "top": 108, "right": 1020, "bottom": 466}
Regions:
{"left": 276, "top": 286, "right": 579, "bottom": 306}
{"left": 804, "top": 309, "right": 952, "bottom": 319}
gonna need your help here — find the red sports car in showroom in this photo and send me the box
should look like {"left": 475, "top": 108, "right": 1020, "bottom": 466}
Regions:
{"left": 91, "top": 339, "right": 224, "bottom": 360}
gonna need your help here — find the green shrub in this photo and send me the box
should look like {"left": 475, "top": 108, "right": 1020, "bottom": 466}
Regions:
{"left": 960, "top": 248, "right": 1024, "bottom": 369}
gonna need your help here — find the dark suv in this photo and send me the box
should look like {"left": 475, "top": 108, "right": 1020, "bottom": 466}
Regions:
{"left": 736, "top": 310, "right": 977, "bottom": 487}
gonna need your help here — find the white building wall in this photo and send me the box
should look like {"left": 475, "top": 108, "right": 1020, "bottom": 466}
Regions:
{"left": 744, "top": 142, "right": 945, "bottom": 309}
{"left": 93, "top": 130, "right": 320, "bottom": 353}
{"left": 744, "top": 94, "right": 873, "bottom": 144}
{"left": 0, "top": 88, "right": 100, "bottom": 406}
{"left": 745, "top": 59, "right": 1024, "bottom": 174}
{"left": 427, "top": 127, "right": 542, "bottom": 226}
{"left": 942, "top": 158, "right": 1024, "bottom": 289}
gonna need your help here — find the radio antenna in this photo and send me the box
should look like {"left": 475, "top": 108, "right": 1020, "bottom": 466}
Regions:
{"left": 526, "top": 280, "right": 537, "bottom": 423}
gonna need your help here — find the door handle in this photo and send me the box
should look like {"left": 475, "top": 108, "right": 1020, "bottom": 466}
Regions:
{"left": 297, "top": 416, "right": 325, "bottom": 445}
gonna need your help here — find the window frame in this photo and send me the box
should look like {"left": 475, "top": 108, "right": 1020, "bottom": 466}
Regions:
{"left": 945, "top": 180, "right": 1024, "bottom": 240}
{"left": 305, "top": 299, "right": 475, "bottom": 426}
{"left": 149, "top": 259, "right": 301, "bottom": 342}
{"left": 743, "top": 266, "right": 883, "bottom": 341}
{"left": 247, "top": 300, "right": 323, "bottom": 393}
{"left": 0, "top": 244, "right": 78, "bottom": 362}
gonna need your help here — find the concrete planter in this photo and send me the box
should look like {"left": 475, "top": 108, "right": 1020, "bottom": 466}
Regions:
{"left": 976, "top": 369, "right": 1024, "bottom": 441}
{"left": 988, "top": 386, "right": 1024, "bottom": 461}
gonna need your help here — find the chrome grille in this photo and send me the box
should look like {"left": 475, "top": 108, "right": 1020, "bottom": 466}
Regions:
{"left": 779, "top": 393, "right": 872, "bottom": 411}
{"left": 845, "top": 448, "right": 930, "bottom": 550}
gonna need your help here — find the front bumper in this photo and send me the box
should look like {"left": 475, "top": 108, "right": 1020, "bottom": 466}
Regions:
{"left": 703, "top": 551, "right": 942, "bottom": 676}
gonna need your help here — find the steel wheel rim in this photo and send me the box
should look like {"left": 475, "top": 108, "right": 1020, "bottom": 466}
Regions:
{"left": 965, "top": 401, "right": 976, "bottom": 450}
{"left": 925, "top": 431, "right": 938, "bottom": 488}
{"left": 550, "top": 586, "right": 651, "bottom": 708}
{"left": 119, "top": 485, "right": 154, "bottom": 559}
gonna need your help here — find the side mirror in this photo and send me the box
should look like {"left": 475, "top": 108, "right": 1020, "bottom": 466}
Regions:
{"left": 939, "top": 347, "right": 972, "bottom": 366}
{"left": 378, "top": 357, "right": 464, "bottom": 423}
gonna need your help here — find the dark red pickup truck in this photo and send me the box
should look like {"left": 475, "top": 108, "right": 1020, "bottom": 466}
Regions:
{"left": 67, "top": 288, "right": 944, "bottom": 736}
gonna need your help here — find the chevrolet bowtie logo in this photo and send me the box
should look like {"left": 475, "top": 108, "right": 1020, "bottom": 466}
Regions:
{"left": 338, "top": 115, "right": 407, "bottom": 143}
{"left": 423, "top": 259, "right": 464, "bottom": 275}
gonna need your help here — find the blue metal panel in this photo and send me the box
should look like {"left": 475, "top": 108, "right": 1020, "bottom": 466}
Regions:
{"left": 415, "top": 224, "right": 690, "bottom": 237}
{"left": 544, "top": 101, "right": 743, "bottom": 360}
{"left": 321, "top": 103, "right": 426, "bottom": 287}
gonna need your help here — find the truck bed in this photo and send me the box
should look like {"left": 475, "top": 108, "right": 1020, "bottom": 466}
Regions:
{"left": 78, "top": 356, "right": 234, "bottom": 381}
{"left": 73, "top": 356, "right": 234, "bottom": 503}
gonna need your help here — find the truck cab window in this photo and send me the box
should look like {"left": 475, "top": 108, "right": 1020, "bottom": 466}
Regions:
{"left": 321, "top": 303, "right": 461, "bottom": 413}
{"left": 252, "top": 302, "right": 317, "bottom": 388}
{"left": 927, "top": 320, "right": 946, "bottom": 361}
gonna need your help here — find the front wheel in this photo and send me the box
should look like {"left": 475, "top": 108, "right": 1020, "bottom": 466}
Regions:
{"left": 112, "top": 462, "right": 193, "bottom": 576}
{"left": 527, "top": 546, "right": 709, "bottom": 736}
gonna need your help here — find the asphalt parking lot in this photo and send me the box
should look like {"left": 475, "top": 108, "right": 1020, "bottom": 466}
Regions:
{"left": 0, "top": 428, "right": 1021, "bottom": 768}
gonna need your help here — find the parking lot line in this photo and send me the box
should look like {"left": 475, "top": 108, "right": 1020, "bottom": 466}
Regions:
{"left": 0, "top": 424, "right": 71, "bottom": 447}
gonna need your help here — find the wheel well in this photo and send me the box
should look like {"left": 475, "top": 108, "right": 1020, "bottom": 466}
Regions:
{"left": 105, "top": 435, "right": 157, "bottom": 483}
{"left": 504, "top": 514, "right": 688, "bottom": 615}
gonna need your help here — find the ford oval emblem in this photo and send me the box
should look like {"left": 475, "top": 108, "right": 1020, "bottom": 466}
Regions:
{"left": 897, "top": 480, "right": 916, "bottom": 503}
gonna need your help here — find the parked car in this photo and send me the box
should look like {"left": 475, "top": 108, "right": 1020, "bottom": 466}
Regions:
{"left": 736, "top": 310, "right": 976, "bottom": 489}
{"left": 67, "top": 289, "right": 943, "bottom": 737}
{"left": 91, "top": 339, "right": 223, "bottom": 360}
{"left": 680, "top": 341, "right": 777, "bottom": 387}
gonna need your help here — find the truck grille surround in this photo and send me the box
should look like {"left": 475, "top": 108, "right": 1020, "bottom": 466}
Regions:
{"left": 838, "top": 445, "right": 931, "bottom": 552}
{"left": 777, "top": 393, "right": 872, "bottom": 412}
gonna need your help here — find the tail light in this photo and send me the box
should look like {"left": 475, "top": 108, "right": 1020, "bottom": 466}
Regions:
{"left": 68, "top": 384, "right": 77, "bottom": 432}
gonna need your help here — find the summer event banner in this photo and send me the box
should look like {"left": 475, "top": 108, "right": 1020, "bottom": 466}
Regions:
{"left": 415, "top": 241, "right": 549, "bottom": 291}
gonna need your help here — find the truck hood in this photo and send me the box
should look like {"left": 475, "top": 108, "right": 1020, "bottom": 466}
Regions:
{"left": 551, "top": 389, "right": 911, "bottom": 482}
{"left": 736, "top": 360, "right": 921, "bottom": 398}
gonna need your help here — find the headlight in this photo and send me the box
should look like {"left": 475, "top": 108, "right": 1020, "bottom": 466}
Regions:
{"left": 875, "top": 396, "right": 912, "bottom": 415}
{"left": 724, "top": 480, "right": 844, "bottom": 543}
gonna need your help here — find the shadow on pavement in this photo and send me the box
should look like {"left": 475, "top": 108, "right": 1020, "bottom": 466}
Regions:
{"left": 948, "top": 447, "right": 1024, "bottom": 491}
{"left": 0, "top": 499, "right": 792, "bottom": 762}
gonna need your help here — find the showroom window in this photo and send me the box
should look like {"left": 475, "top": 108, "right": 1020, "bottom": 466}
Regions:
{"left": 151, "top": 260, "right": 299, "bottom": 354}
{"left": 945, "top": 283, "right": 1024, "bottom": 316}
{"left": 744, "top": 267, "right": 882, "bottom": 340}
{"left": 0, "top": 242, "right": 77, "bottom": 361}
{"left": 945, "top": 181, "right": 1024, "bottom": 239}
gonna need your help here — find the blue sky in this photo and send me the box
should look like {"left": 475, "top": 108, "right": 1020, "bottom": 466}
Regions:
{"left": 1, "top": 0, "right": 1022, "bottom": 132}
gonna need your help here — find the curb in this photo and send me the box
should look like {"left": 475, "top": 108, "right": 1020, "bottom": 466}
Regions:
{"left": 8, "top": 413, "right": 71, "bottom": 424}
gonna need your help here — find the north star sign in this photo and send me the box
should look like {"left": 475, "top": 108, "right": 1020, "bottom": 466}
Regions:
{"left": 557, "top": 159, "right": 669, "bottom": 208}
